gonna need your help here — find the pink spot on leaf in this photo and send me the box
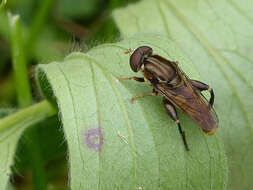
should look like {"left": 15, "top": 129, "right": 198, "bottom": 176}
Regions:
{"left": 84, "top": 128, "right": 103, "bottom": 152}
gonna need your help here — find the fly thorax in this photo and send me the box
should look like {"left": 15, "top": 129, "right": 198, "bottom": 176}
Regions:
{"left": 144, "top": 61, "right": 177, "bottom": 82}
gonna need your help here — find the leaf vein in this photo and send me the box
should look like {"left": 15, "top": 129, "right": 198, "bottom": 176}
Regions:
{"left": 57, "top": 64, "right": 88, "bottom": 184}
{"left": 89, "top": 62, "right": 102, "bottom": 190}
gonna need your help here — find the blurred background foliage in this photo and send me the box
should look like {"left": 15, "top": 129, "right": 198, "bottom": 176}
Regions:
{"left": 0, "top": 0, "right": 138, "bottom": 189}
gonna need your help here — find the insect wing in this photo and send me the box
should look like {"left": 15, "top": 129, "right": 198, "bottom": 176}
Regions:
{"left": 193, "top": 83, "right": 219, "bottom": 126}
{"left": 153, "top": 70, "right": 218, "bottom": 134}
{"left": 178, "top": 67, "right": 219, "bottom": 128}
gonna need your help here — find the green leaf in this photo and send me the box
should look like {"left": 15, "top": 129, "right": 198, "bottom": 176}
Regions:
{"left": 113, "top": 0, "right": 253, "bottom": 189}
{"left": 37, "top": 34, "right": 227, "bottom": 190}
{"left": 0, "top": 101, "right": 56, "bottom": 189}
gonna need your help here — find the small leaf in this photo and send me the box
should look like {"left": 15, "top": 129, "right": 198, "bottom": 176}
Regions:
{"left": 113, "top": 0, "right": 253, "bottom": 189}
{"left": 37, "top": 34, "right": 227, "bottom": 190}
{"left": 0, "top": 101, "right": 56, "bottom": 189}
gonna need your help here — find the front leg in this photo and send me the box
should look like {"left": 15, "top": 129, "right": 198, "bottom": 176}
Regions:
{"left": 130, "top": 89, "right": 158, "bottom": 103}
{"left": 190, "top": 80, "right": 214, "bottom": 108}
{"left": 163, "top": 97, "right": 190, "bottom": 151}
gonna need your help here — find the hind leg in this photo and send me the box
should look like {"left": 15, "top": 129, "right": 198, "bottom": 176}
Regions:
{"left": 163, "top": 97, "right": 190, "bottom": 151}
{"left": 190, "top": 80, "right": 214, "bottom": 108}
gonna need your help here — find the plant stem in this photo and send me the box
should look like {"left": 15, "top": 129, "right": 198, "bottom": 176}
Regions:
{"left": 0, "top": 0, "right": 7, "bottom": 12}
{"left": 8, "top": 13, "right": 32, "bottom": 108}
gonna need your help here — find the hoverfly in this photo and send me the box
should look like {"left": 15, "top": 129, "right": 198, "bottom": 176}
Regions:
{"left": 119, "top": 46, "right": 218, "bottom": 151}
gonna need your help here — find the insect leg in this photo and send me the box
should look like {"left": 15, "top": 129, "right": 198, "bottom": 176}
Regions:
{"left": 190, "top": 80, "right": 214, "bottom": 107}
{"left": 130, "top": 89, "right": 158, "bottom": 103}
{"left": 163, "top": 97, "right": 190, "bottom": 151}
{"left": 117, "top": 76, "right": 145, "bottom": 82}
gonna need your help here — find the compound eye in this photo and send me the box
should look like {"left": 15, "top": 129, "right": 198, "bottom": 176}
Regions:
{"left": 130, "top": 46, "right": 153, "bottom": 72}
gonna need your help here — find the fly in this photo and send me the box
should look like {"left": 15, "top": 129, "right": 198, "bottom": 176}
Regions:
{"left": 118, "top": 46, "right": 218, "bottom": 151}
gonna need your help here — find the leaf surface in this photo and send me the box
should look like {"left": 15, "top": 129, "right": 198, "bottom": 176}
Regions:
{"left": 37, "top": 34, "right": 227, "bottom": 190}
{"left": 113, "top": 0, "right": 253, "bottom": 189}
